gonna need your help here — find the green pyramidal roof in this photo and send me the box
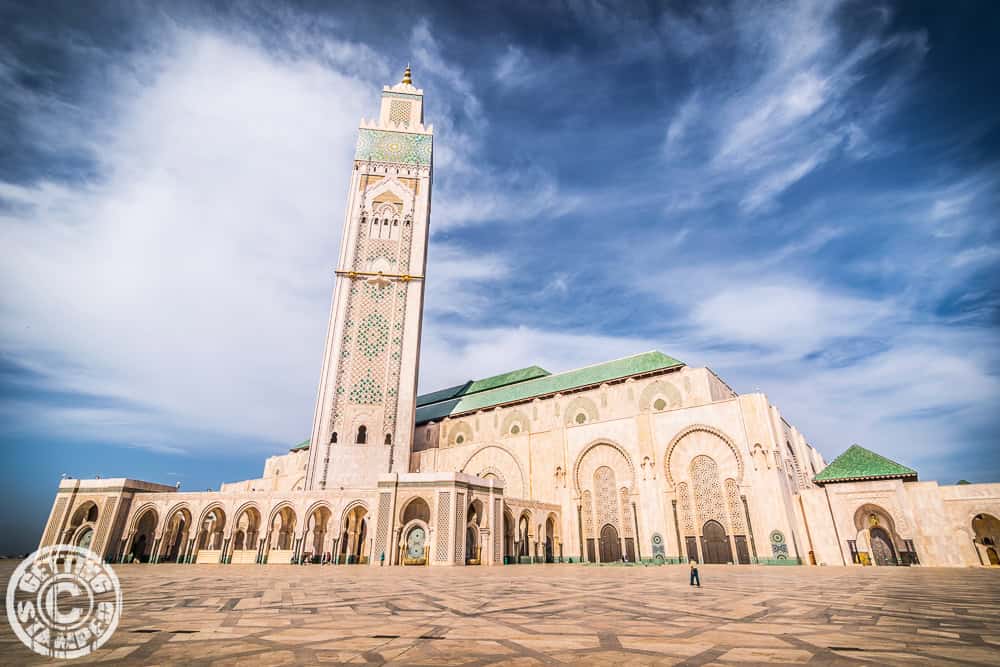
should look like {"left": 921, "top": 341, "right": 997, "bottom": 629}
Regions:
{"left": 813, "top": 444, "right": 917, "bottom": 485}
{"left": 415, "top": 350, "right": 684, "bottom": 425}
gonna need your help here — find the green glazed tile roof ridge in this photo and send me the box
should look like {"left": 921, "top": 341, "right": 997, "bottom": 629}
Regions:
{"left": 289, "top": 439, "right": 311, "bottom": 452}
{"left": 415, "top": 366, "right": 551, "bottom": 408}
{"left": 464, "top": 365, "right": 550, "bottom": 394}
{"left": 416, "top": 381, "right": 472, "bottom": 407}
{"left": 813, "top": 444, "right": 917, "bottom": 484}
{"left": 416, "top": 350, "right": 684, "bottom": 424}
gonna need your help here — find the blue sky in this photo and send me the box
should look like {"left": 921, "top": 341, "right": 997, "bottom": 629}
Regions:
{"left": 1, "top": 1, "right": 998, "bottom": 554}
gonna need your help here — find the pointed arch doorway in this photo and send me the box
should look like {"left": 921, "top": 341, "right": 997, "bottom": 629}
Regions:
{"left": 599, "top": 524, "right": 621, "bottom": 562}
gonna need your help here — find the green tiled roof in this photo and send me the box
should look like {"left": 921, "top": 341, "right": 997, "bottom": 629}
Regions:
{"left": 813, "top": 444, "right": 917, "bottom": 484}
{"left": 415, "top": 351, "right": 684, "bottom": 425}
{"left": 289, "top": 439, "right": 310, "bottom": 452}
{"left": 415, "top": 366, "right": 550, "bottom": 408}
{"left": 415, "top": 382, "right": 470, "bottom": 407}
{"left": 465, "top": 365, "right": 550, "bottom": 394}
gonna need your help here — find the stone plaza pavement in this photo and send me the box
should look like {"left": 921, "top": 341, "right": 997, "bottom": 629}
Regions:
{"left": 2, "top": 561, "right": 999, "bottom": 665}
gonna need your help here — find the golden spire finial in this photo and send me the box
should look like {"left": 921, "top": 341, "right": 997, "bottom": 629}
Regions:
{"left": 402, "top": 63, "right": 412, "bottom": 85}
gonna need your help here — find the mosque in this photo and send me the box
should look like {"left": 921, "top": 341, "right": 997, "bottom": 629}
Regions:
{"left": 39, "top": 68, "right": 1000, "bottom": 569}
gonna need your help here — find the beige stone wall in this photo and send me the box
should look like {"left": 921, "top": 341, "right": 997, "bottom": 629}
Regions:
{"left": 39, "top": 478, "right": 177, "bottom": 560}
{"left": 801, "top": 479, "right": 1000, "bottom": 567}
{"left": 411, "top": 368, "right": 827, "bottom": 562}
{"left": 220, "top": 449, "right": 308, "bottom": 493}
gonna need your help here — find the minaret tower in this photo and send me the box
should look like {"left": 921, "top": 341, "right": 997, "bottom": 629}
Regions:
{"left": 305, "top": 66, "right": 433, "bottom": 490}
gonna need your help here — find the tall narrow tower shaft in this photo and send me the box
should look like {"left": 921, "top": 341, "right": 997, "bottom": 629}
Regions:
{"left": 305, "top": 69, "right": 433, "bottom": 490}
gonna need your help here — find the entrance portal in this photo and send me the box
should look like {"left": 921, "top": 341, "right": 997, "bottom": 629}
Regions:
{"left": 701, "top": 520, "right": 733, "bottom": 564}
{"left": 870, "top": 526, "right": 897, "bottom": 566}
{"left": 405, "top": 526, "right": 426, "bottom": 563}
{"left": 599, "top": 524, "right": 621, "bottom": 562}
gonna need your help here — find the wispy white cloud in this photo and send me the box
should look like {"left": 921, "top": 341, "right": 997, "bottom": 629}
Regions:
{"left": 494, "top": 45, "right": 532, "bottom": 88}
{"left": 410, "top": 20, "right": 583, "bottom": 231}
{"left": 950, "top": 245, "right": 1000, "bottom": 269}
{"left": 660, "top": 1, "right": 929, "bottom": 214}
{"left": 0, "top": 28, "right": 379, "bottom": 451}
{"left": 424, "top": 242, "right": 510, "bottom": 318}
{"left": 665, "top": 93, "right": 700, "bottom": 152}
{"left": 692, "top": 282, "right": 891, "bottom": 357}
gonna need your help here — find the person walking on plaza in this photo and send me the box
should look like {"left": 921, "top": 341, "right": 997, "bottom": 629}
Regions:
{"left": 689, "top": 559, "right": 700, "bottom": 587}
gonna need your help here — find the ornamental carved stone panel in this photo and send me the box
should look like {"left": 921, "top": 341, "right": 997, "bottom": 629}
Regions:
{"left": 594, "top": 466, "right": 620, "bottom": 530}
{"left": 691, "top": 455, "right": 726, "bottom": 528}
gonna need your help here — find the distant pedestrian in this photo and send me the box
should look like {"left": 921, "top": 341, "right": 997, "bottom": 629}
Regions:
{"left": 380, "top": 551, "right": 385, "bottom": 567}
{"left": 689, "top": 559, "right": 700, "bottom": 587}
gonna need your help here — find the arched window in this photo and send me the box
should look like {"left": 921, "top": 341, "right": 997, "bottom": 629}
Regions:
{"left": 384, "top": 433, "right": 392, "bottom": 445}
{"left": 330, "top": 431, "right": 338, "bottom": 444}
{"left": 356, "top": 425, "right": 367, "bottom": 444}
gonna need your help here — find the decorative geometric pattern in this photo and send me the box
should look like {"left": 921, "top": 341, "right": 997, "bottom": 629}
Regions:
{"left": 381, "top": 218, "right": 412, "bottom": 437}
{"left": 651, "top": 532, "right": 666, "bottom": 558}
{"left": 770, "top": 530, "right": 789, "bottom": 559}
{"left": 619, "top": 488, "right": 634, "bottom": 538}
{"left": 383, "top": 90, "right": 422, "bottom": 100}
{"left": 725, "top": 478, "right": 745, "bottom": 533}
{"left": 13, "top": 563, "right": 998, "bottom": 665}
{"left": 453, "top": 493, "right": 465, "bottom": 562}
{"left": 373, "top": 492, "right": 391, "bottom": 561}
{"left": 493, "top": 498, "right": 502, "bottom": 562}
{"left": 42, "top": 498, "right": 67, "bottom": 546}
{"left": 435, "top": 492, "right": 450, "bottom": 562}
{"left": 355, "top": 129, "right": 432, "bottom": 165}
{"left": 581, "top": 491, "right": 594, "bottom": 539}
{"left": 691, "top": 455, "right": 726, "bottom": 528}
{"left": 348, "top": 370, "right": 383, "bottom": 404}
{"left": 94, "top": 497, "right": 117, "bottom": 552}
{"left": 356, "top": 313, "right": 389, "bottom": 359}
{"left": 677, "top": 482, "right": 694, "bottom": 533}
{"left": 594, "top": 466, "right": 619, "bottom": 529}
{"left": 638, "top": 379, "right": 682, "bottom": 411}
{"left": 389, "top": 100, "right": 411, "bottom": 127}
{"left": 663, "top": 424, "right": 745, "bottom": 488}
{"left": 563, "top": 395, "right": 598, "bottom": 427}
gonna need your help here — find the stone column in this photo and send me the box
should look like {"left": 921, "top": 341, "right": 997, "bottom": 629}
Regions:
{"left": 121, "top": 531, "right": 136, "bottom": 564}
{"left": 150, "top": 536, "right": 161, "bottom": 564}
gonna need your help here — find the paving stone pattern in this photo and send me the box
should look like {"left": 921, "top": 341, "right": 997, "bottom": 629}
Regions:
{"left": 1, "top": 562, "right": 998, "bottom": 665}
